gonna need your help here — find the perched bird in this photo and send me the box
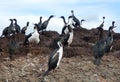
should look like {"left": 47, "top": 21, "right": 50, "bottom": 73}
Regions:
{"left": 71, "top": 10, "right": 80, "bottom": 28}
{"left": 21, "top": 22, "right": 29, "bottom": 34}
{"left": 1, "top": 19, "right": 15, "bottom": 37}
{"left": 105, "top": 21, "right": 116, "bottom": 53}
{"left": 8, "top": 37, "right": 17, "bottom": 60}
{"left": 24, "top": 24, "right": 40, "bottom": 45}
{"left": 61, "top": 16, "right": 74, "bottom": 47}
{"left": 43, "top": 39, "right": 63, "bottom": 77}
{"left": 80, "top": 19, "right": 85, "bottom": 25}
{"left": 97, "top": 16, "right": 105, "bottom": 40}
{"left": 13, "top": 19, "right": 21, "bottom": 34}
{"left": 60, "top": 16, "right": 67, "bottom": 25}
{"left": 39, "top": 15, "right": 54, "bottom": 33}
{"left": 60, "top": 16, "right": 69, "bottom": 35}
{"left": 93, "top": 21, "right": 116, "bottom": 65}
{"left": 37, "top": 16, "right": 42, "bottom": 32}
{"left": 62, "top": 25, "right": 73, "bottom": 47}
{"left": 97, "top": 16, "right": 105, "bottom": 29}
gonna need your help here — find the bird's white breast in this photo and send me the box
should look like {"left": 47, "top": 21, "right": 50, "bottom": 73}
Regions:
{"left": 28, "top": 31, "right": 40, "bottom": 44}
{"left": 57, "top": 47, "right": 63, "bottom": 68}
{"left": 68, "top": 31, "right": 73, "bottom": 45}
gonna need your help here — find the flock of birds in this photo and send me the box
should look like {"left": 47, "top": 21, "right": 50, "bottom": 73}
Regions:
{"left": 0, "top": 10, "right": 116, "bottom": 78}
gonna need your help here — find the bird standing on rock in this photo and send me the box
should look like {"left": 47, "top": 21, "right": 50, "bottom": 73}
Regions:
{"left": 43, "top": 39, "right": 63, "bottom": 77}
{"left": 71, "top": 10, "right": 80, "bottom": 28}
{"left": 97, "top": 16, "right": 105, "bottom": 40}
{"left": 93, "top": 21, "right": 116, "bottom": 65}
{"left": 37, "top": 16, "right": 42, "bottom": 32}
{"left": 39, "top": 15, "right": 54, "bottom": 34}
{"left": 21, "top": 22, "right": 29, "bottom": 34}
{"left": 1, "top": 19, "right": 15, "bottom": 37}
{"left": 24, "top": 24, "right": 40, "bottom": 46}
{"left": 60, "top": 16, "right": 69, "bottom": 35}
{"left": 13, "top": 19, "right": 21, "bottom": 34}
{"left": 61, "top": 16, "right": 74, "bottom": 47}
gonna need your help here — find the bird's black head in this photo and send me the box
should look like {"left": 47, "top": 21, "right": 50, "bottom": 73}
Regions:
{"left": 109, "top": 21, "right": 116, "bottom": 32}
{"left": 81, "top": 19, "right": 85, "bottom": 22}
{"left": 103, "top": 16, "right": 105, "bottom": 20}
{"left": 9, "top": 19, "right": 13, "bottom": 21}
{"left": 13, "top": 19, "right": 17, "bottom": 22}
{"left": 34, "top": 23, "right": 39, "bottom": 29}
{"left": 40, "top": 16, "right": 42, "bottom": 19}
{"left": 112, "top": 21, "right": 115, "bottom": 26}
{"left": 50, "top": 15, "right": 55, "bottom": 18}
{"left": 60, "top": 16, "right": 65, "bottom": 19}
{"left": 27, "top": 22, "right": 29, "bottom": 26}
{"left": 68, "top": 16, "right": 73, "bottom": 19}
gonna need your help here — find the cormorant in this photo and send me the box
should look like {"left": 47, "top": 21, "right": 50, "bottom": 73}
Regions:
{"left": 62, "top": 25, "right": 73, "bottom": 47}
{"left": 60, "top": 16, "right": 69, "bottom": 35}
{"left": 61, "top": 16, "right": 74, "bottom": 47}
{"left": 97, "top": 16, "right": 105, "bottom": 40}
{"left": 21, "top": 22, "right": 29, "bottom": 34}
{"left": 24, "top": 24, "right": 40, "bottom": 45}
{"left": 37, "top": 16, "right": 42, "bottom": 32}
{"left": 93, "top": 21, "right": 116, "bottom": 65}
{"left": 105, "top": 21, "right": 116, "bottom": 53}
{"left": 13, "top": 19, "right": 21, "bottom": 33}
{"left": 43, "top": 39, "right": 63, "bottom": 77}
{"left": 39, "top": 15, "right": 54, "bottom": 33}
{"left": 71, "top": 10, "right": 80, "bottom": 28}
{"left": 1, "top": 19, "right": 15, "bottom": 37}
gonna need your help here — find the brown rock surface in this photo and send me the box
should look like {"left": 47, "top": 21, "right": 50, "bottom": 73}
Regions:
{"left": 0, "top": 28, "right": 120, "bottom": 82}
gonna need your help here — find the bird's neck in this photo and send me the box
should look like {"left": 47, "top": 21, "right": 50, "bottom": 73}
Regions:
{"left": 10, "top": 21, "right": 13, "bottom": 26}
{"left": 27, "top": 23, "right": 29, "bottom": 26}
{"left": 48, "top": 17, "right": 52, "bottom": 21}
{"left": 14, "top": 20, "right": 17, "bottom": 24}
{"left": 40, "top": 18, "right": 42, "bottom": 23}
{"left": 62, "top": 17, "right": 67, "bottom": 24}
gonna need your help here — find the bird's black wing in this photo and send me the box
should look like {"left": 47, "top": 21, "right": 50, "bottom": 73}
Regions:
{"left": 23, "top": 33, "right": 32, "bottom": 45}
{"left": 63, "top": 33, "right": 70, "bottom": 46}
{"left": 73, "top": 15, "right": 80, "bottom": 25}
{"left": 61, "top": 26, "right": 67, "bottom": 35}
{"left": 21, "top": 26, "right": 27, "bottom": 34}
{"left": 48, "top": 49, "right": 59, "bottom": 70}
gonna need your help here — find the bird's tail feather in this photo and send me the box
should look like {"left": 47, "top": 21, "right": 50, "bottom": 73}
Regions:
{"left": 43, "top": 70, "right": 50, "bottom": 77}
{"left": 94, "top": 58, "right": 100, "bottom": 66}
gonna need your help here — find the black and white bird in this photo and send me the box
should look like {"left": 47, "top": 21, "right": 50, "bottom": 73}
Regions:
{"left": 61, "top": 16, "right": 74, "bottom": 47}
{"left": 37, "top": 16, "right": 42, "bottom": 32}
{"left": 1, "top": 19, "right": 15, "bottom": 37}
{"left": 43, "top": 39, "right": 63, "bottom": 77}
{"left": 71, "top": 10, "right": 81, "bottom": 28}
{"left": 39, "top": 15, "right": 54, "bottom": 33}
{"left": 13, "top": 19, "right": 21, "bottom": 34}
{"left": 24, "top": 24, "right": 40, "bottom": 45}
{"left": 93, "top": 21, "right": 116, "bottom": 65}
{"left": 21, "top": 22, "right": 29, "bottom": 34}
{"left": 60, "top": 16, "right": 69, "bottom": 35}
{"left": 105, "top": 21, "right": 116, "bottom": 53}
{"left": 62, "top": 25, "right": 74, "bottom": 47}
